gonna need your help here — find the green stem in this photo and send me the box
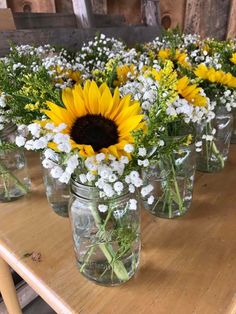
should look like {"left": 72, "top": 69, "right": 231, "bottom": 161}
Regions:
{"left": 0, "top": 160, "right": 28, "bottom": 195}
{"left": 80, "top": 204, "right": 129, "bottom": 282}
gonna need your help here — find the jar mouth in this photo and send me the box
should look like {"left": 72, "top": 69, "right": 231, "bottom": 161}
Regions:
{"left": 70, "top": 177, "right": 130, "bottom": 200}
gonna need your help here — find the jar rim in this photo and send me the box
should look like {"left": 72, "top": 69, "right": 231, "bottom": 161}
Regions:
{"left": 70, "top": 177, "right": 130, "bottom": 200}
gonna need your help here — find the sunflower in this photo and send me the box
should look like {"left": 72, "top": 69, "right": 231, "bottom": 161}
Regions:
{"left": 194, "top": 64, "right": 236, "bottom": 88}
{"left": 230, "top": 53, "right": 236, "bottom": 65}
{"left": 114, "top": 64, "right": 137, "bottom": 87}
{"left": 44, "top": 81, "right": 144, "bottom": 158}
{"left": 157, "top": 48, "right": 191, "bottom": 68}
{"left": 54, "top": 66, "right": 81, "bottom": 86}
{"left": 177, "top": 77, "right": 207, "bottom": 107}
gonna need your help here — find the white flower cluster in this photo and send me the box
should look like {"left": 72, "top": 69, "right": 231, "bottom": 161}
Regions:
{"left": 218, "top": 89, "right": 236, "bottom": 111}
{"left": 120, "top": 75, "right": 159, "bottom": 112}
{"left": 167, "top": 94, "right": 212, "bottom": 124}
{"left": 75, "top": 34, "right": 126, "bottom": 79}
{"left": 16, "top": 122, "right": 154, "bottom": 207}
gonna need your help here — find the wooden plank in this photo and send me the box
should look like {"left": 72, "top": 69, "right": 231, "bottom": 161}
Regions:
{"left": 184, "top": 0, "right": 231, "bottom": 39}
{"left": 227, "top": 0, "right": 236, "bottom": 38}
{"left": 72, "top": 0, "right": 94, "bottom": 28}
{"left": 13, "top": 13, "right": 77, "bottom": 29}
{"left": 7, "top": 0, "right": 56, "bottom": 13}
{"left": 0, "top": 9, "right": 16, "bottom": 30}
{"left": 160, "top": 0, "right": 186, "bottom": 30}
{"left": 0, "top": 0, "right": 7, "bottom": 9}
{"left": 91, "top": 0, "right": 107, "bottom": 14}
{"left": 0, "top": 26, "right": 162, "bottom": 57}
{"left": 107, "top": 0, "right": 142, "bottom": 25}
{"left": 0, "top": 147, "right": 236, "bottom": 313}
{"left": 141, "top": 0, "right": 161, "bottom": 26}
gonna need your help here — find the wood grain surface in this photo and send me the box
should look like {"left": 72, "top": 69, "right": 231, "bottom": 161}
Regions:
{"left": 0, "top": 148, "right": 236, "bottom": 314}
{"left": 184, "top": 0, "right": 231, "bottom": 40}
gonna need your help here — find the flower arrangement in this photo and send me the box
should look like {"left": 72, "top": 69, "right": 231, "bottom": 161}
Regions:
{"left": 0, "top": 31, "right": 235, "bottom": 284}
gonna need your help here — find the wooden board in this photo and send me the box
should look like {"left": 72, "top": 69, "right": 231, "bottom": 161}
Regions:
{"left": 227, "top": 0, "right": 236, "bottom": 38}
{"left": 0, "top": 9, "right": 15, "bottom": 30}
{"left": 0, "top": 147, "right": 236, "bottom": 313}
{"left": 160, "top": 0, "right": 186, "bottom": 30}
{"left": 184, "top": 0, "right": 231, "bottom": 39}
{"left": 107, "top": 0, "right": 142, "bottom": 25}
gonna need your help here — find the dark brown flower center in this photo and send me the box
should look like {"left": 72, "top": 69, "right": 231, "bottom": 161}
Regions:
{"left": 70, "top": 114, "right": 119, "bottom": 152}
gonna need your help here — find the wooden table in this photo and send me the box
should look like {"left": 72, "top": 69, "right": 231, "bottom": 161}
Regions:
{"left": 0, "top": 148, "right": 236, "bottom": 314}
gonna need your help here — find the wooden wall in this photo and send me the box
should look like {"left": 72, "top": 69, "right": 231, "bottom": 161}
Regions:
{"left": 106, "top": 0, "right": 236, "bottom": 39}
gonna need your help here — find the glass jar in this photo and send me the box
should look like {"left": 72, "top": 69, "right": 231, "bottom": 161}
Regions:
{"left": 231, "top": 108, "right": 236, "bottom": 144}
{"left": 69, "top": 179, "right": 141, "bottom": 286}
{"left": 0, "top": 123, "right": 31, "bottom": 202}
{"left": 42, "top": 167, "right": 70, "bottom": 217}
{"left": 196, "top": 107, "right": 233, "bottom": 172}
{"left": 142, "top": 144, "right": 196, "bottom": 219}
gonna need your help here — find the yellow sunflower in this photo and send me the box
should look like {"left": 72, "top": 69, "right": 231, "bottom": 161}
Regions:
{"left": 194, "top": 64, "right": 236, "bottom": 88}
{"left": 230, "top": 53, "right": 236, "bottom": 65}
{"left": 43, "top": 81, "right": 144, "bottom": 158}
{"left": 54, "top": 66, "right": 81, "bottom": 85}
{"left": 157, "top": 48, "right": 191, "bottom": 68}
{"left": 177, "top": 77, "right": 207, "bottom": 107}
{"left": 114, "top": 64, "right": 137, "bottom": 87}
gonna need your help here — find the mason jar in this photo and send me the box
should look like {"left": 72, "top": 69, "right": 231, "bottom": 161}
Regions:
{"left": 69, "top": 179, "right": 141, "bottom": 286}
{"left": 42, "top": 166, "right": 70, "bottom": 217}
{"left": 196, "top": 107, "right": 233, "bottom": 172}
{"left": 0, "top": 123, "right": 31, "bottom": 202}
{"left": 142, "top": 144, "right": 196, "bottom": 219}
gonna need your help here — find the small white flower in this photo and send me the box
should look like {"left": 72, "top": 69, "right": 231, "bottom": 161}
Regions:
{"left": 138, "top": 147, "right": 146, "bottom": 157}
{"left": 108, "top": 174, "right": 117, "bottom": 183}
{"left": 141, "top": 184, "right": 154, "bottom": 197}
{"left": 28, "top": 123, "right": 41, "bottom": 137}
{"left": 15, "top": 136, "right": 26, "bottom": 147}
{"left": 142, "top": 159, "right": 149, "bottom": 167}
{"left": 96, "top": 153, "right": 106, "bottom": 162}
{"left": 67, "top": 155, "right": 79, "bottom": 170}
{"left": 124, "top": 144, "right": 134, "bottom": 153}
{"left": 79, "top": 174, "right": 87, "bottom": 184}
{"left": 113, "top": 181, "right": 124, "bottom": 194}
{"left": 50, "top": 166, "right": 63, "bottom": 179}
{"left": 86, "top": 172, "right": 95, "bottom": 182}
{"left": 42, "top": 158, "right": 55, "bottom": 169}
{"left": 159, "top": 140, "right": 165, "bottom": 147}
{"left": 138, "top": 159, "right": 143, "bottom": 166}
{"left": 103, "top": 183, "right": 115, "bottom": 197}
{"left": 120, "top": 156, "right": 129, "bottom": 164}
{"left": 53, "top": 123, "right": 67, "bottom": 133}
{"left": 129, "top": 199, "right": 137, "bottom": 210}
{"left": 45, "top": 123, "right": 55, "bottom": 130}
{"left": 129, "top": 184, "right": 135, "bottom": 193}
{"left": 44, "top": 148, "right": 56, "bottom": 160}
{"left": 57, "top": 142, "right": 71, "bottom": 153}
{"left": 147, "top": 195, "right": 154, "bottom": 205}
{"left": 59, "top": 172, "right": 71, "bottom": 183}
{"left": 98, "top": 204, "right": 108, "bottom": 213}
{"left": 195, "top": 141, "right": 202, "bottom": 148}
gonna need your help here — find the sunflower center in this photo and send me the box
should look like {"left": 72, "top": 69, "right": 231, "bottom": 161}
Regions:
{"left": 70, "top": 114, "right": 119, "bottom": 152}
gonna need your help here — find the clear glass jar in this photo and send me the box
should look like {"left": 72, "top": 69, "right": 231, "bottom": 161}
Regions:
{"left": 196, "top": 107, "right": 233, "bottom": 172}
{"left": 0, "top": 123, "right": 31, "bottom": 202}
{"left": 142, "top": 144, "right": 196, "bottom": 219}
{"left": 42, "top": 167, "right": 70, "bottom": 217}
{"left": 69, "top": 179, "right": 141, "bottom": 286}
{"left": 231, "top": 108, "right": 236, "bottom": 144}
